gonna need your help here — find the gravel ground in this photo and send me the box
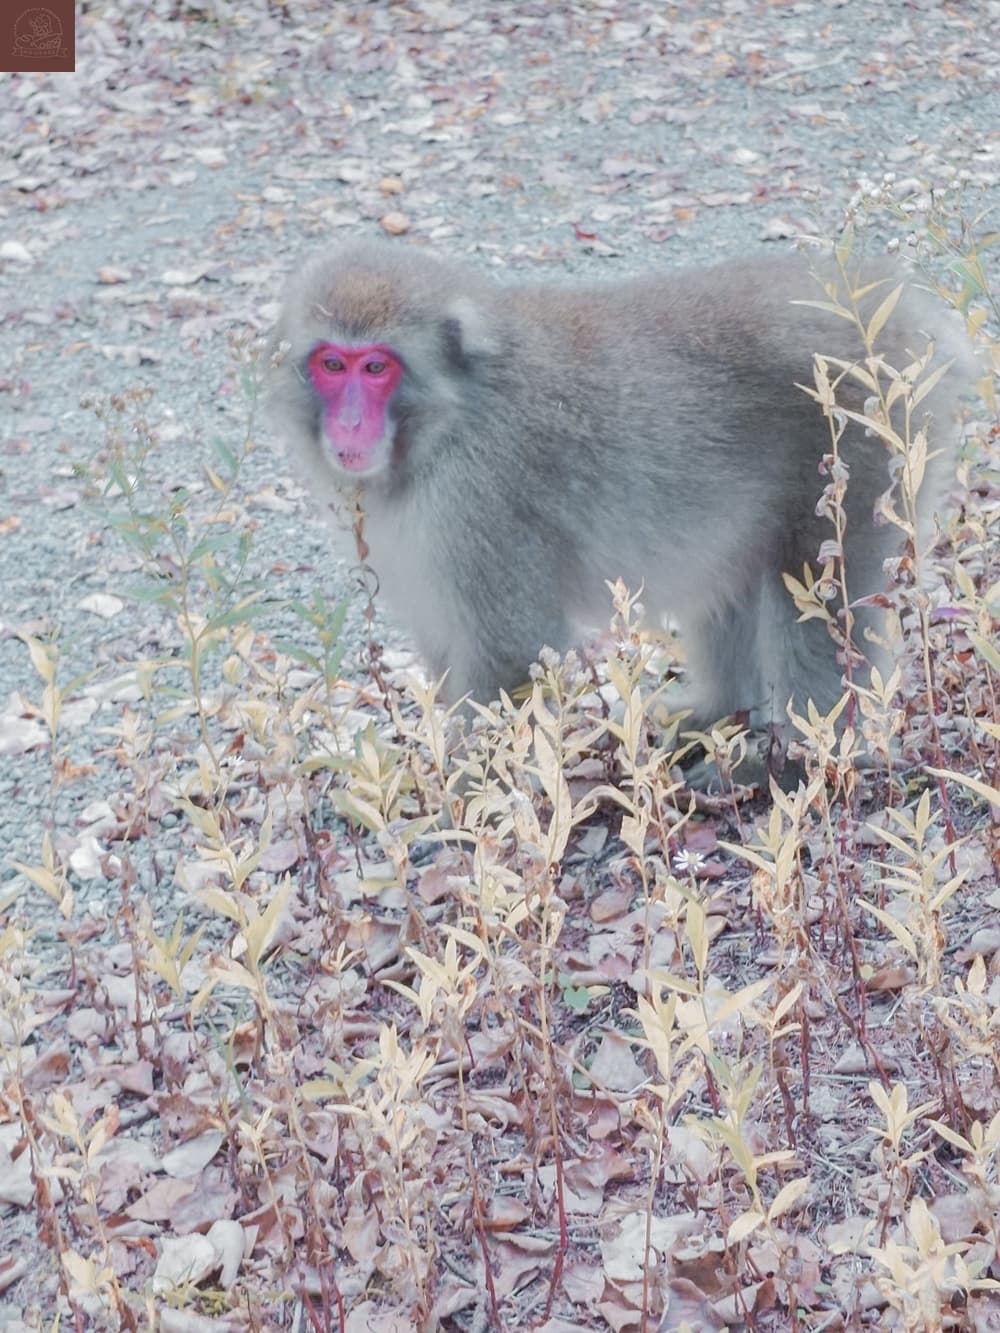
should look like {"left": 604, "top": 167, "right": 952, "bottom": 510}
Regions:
{"left": 1, "top": 0, "right": 998, "bottom": 879}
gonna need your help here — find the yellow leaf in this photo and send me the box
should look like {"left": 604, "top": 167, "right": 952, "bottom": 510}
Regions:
{"left": 244, "top": 876, "right": 290, "bottom": 970}
{"left": 532, "top": 723, "right": 572, "bottom": 863}
{"left": 9, "top": 859, "right": 62, "bottom": 901}
{"left": 768, "top": 1174, "right": 811, "bottom": 1222}
{"left": 177, "top": 799, "right": 222, "bottom": 840}
{"left": 788, "top": 299, "right": 856, "bottom": 321}
{"left": 334, "top": 791, "right": 386, "bottom": 832}
{"left": 859, "top": 900, "right": 917, "bottom": 958}
{"left": 835, "top": 227, "right": 855, "bottom": 267}
{"left": 927, "top": 1119, "right": 972, "bottom": 1155}
{"left": 300, "top": 1078, "right": 343, "bottom": 1101}
{"left": 773, "top": 982, "right": 803, "bottom": 1026}
{"left": 727, "top": 1210, "right": 765, "bottom": 1245}
{"left": 194, "top": 888, "right": 244, "bottom": 923}
{"left": 20, "top": 634, "right": 56, "bottom": 685}
{"left": 866, "top": 284, "right": 903, "bottom": 346}
{"left": 910, "top": 358, "right": 952, "bottom": 408}
{"left": 927, "top": 766, "right": 1000, "bottom": 811}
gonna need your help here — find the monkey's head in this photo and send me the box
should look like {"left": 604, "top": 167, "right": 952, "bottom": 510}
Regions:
{"left": 270, "top": 241, "right": 499, "bottom": 483}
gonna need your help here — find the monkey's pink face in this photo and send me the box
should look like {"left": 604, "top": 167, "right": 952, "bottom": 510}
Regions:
{"left": 307, "top": 342, "right": 403, "bottom": 475}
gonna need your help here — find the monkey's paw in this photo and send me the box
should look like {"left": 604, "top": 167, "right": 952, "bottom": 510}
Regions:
{"left": 679, "top": 730, "right": 802, "bottom": 795}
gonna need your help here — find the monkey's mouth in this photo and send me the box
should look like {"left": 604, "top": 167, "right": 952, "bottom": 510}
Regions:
{"left": 334, "top": 446, "right": 384, "bottom": 476}
{"left": 337, "top": 450, "right": 369, "bottom": 471}
{"left": 322, "top": 427, "right": 379, "bottom": 473}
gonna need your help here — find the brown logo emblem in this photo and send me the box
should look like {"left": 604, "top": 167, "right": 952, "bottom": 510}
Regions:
{"left": 3, "top": 3, "right": 76, "bottom": 73}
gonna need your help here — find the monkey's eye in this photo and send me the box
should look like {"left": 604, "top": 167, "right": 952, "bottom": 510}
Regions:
{"left": 321, "top": 356, "right": 345, "bottom": 373}
{"left": 364, "top": 361, "right": 387, "bottom": 375}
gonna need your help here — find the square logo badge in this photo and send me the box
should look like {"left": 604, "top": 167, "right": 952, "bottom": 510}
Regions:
{"left": 2, "top": 3, "right": 76, "bottom": 72}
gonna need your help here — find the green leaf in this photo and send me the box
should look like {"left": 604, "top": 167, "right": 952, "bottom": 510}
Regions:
{"left": 204, "top": 593, "right": 271, "bottom": 632}
{"left": 561, "top": 980, "right": 603, "bottom": 1012}
{"left": 126, "top": 581, "right": 177, "bottom": 606}
{"left": 210, "top": 436, "right": 238, "bottom": 474}
{"left": 189, "top": 532, "right": 238, "bottom": 562}
{"left": 274, "top": 642, "right": 322, "bottom": 671}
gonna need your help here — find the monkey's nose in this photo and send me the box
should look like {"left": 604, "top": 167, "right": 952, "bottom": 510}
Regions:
{"left": 337, "top": 381, "right": 364, "bottom": 429}
{"left": 337, "top": 409, "right": 363, "bottom": 430}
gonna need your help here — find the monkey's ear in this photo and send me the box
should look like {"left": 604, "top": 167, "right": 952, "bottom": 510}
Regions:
{"left": 442, "top": 296, "right": 500, "bottom": 365}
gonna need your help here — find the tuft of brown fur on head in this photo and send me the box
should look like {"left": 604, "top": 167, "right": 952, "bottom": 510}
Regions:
{"left": 314, "top": 267, "right": 401, "bottom": 338}
{"left": 301, "top": 243, "right": 469, "bottom": 342}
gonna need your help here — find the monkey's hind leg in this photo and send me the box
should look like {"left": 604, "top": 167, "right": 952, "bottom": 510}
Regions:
{"left": 678, "top": 577, "right": 849, "bottom": 789}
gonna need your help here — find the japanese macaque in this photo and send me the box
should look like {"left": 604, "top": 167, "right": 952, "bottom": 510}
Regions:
{"left": 269, "top": 240, "right": 973, "bottom": 781}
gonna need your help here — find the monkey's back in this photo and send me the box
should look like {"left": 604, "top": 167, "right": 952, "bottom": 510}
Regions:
{"left": 484, "top": 255, "right": 970, "bottom": 615}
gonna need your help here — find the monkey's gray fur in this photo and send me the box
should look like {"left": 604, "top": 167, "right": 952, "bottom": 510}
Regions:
{"left": 270, "top": 241, "right": 974, "bottom": 773}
